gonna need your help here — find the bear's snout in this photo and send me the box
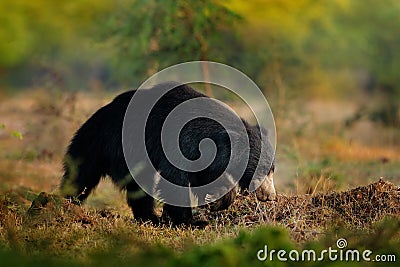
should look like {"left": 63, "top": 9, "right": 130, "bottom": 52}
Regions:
{"left": 255, "top": 172, "right": 276, "bottom": 202}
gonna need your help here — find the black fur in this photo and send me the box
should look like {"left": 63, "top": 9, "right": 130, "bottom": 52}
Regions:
{"left": 60, "top": 83, "right": 274, "bottom": 225}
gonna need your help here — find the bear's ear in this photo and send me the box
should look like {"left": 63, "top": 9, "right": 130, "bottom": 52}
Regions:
{"left": 254, "top": 124, "right": 269, "bottom": 137}
{"left": 223, "top": 129, "right": 250, "bottom": 162}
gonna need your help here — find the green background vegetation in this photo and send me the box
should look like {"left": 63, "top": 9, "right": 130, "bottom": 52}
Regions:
{"left": 1, "top": 0, "right": 400, "bottom": 124}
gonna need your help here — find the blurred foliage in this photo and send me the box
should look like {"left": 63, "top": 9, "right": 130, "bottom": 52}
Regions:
{"left": 228, "top": 0, "right": 400, "bottom": 99}
{"left": 332, "top": 0, "right": 400, "bottom": 97}
{"left": 0, "top": 0, "right": 114, "bottom": 67}
{"left": 102, "top": 0, "right": 243, "bottom": 86}
{"left": 94, "top": 0, "right": 400, "bottom": 103}
{"left": 1, "top": 0, "right": 400, "bottom": 124}
{"left": 0, "top": 0, "right": 119, "bottom": 90}
{"left": 0, "top": 124, "right": 23, "bottom": 140}
{"left": 1, "top": 222, "right": 399, "bottom": 266}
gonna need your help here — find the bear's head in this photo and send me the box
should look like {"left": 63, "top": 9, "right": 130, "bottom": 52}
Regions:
{"left": 238, "top": 124, "right": 276, "bottom": 202}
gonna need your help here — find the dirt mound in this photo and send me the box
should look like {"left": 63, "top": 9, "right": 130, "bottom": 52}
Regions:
{"left": 26, "top": 192, "right": 93, "bottom": 225}
{"left": 197, "top": 179, "right": 400, "bottom": 240}
{"left": 312, "top": 178, "right": 400, "bottom": 225}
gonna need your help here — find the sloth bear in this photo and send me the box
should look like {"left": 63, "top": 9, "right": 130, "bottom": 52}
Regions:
{"left": 60, "top": 82, "right": 276, "bottom": 225}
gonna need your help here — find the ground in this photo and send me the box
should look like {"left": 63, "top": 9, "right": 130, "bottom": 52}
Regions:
{"left": 0, "top": 89, "right": 399, "bottom": 266}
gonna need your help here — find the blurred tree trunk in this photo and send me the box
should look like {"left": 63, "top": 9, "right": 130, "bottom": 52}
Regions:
{"left": 196, "top": 33, "right": 213, "bottom": 97}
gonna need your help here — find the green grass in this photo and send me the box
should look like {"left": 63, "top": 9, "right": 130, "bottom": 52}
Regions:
{"left": 1, "top": 221, "right": 399, "bottom": 267}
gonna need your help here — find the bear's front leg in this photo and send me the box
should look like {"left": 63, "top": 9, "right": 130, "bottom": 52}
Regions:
{"left": 206, "top": 183, "right": 239, "bottom": 211}
{"left": 162, "top": 204, "right": 192, "bottom": 225}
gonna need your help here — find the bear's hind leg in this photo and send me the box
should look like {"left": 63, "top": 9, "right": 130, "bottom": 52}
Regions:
{"left": 60, "top": 160, "right": 104, "bottom": 203}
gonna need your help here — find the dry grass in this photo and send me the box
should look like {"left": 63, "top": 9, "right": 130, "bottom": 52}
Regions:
{"left": 324, "top": 137, "right": 400, "bottom": 162}
{"left": 0, "top": 189, "right": 239, "bottom": 258}
{"left": 0, "top": 89, "right": 399, "bottom": 261}
{"left": 0, "top": 179, "right": 398, "bottom": 259}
